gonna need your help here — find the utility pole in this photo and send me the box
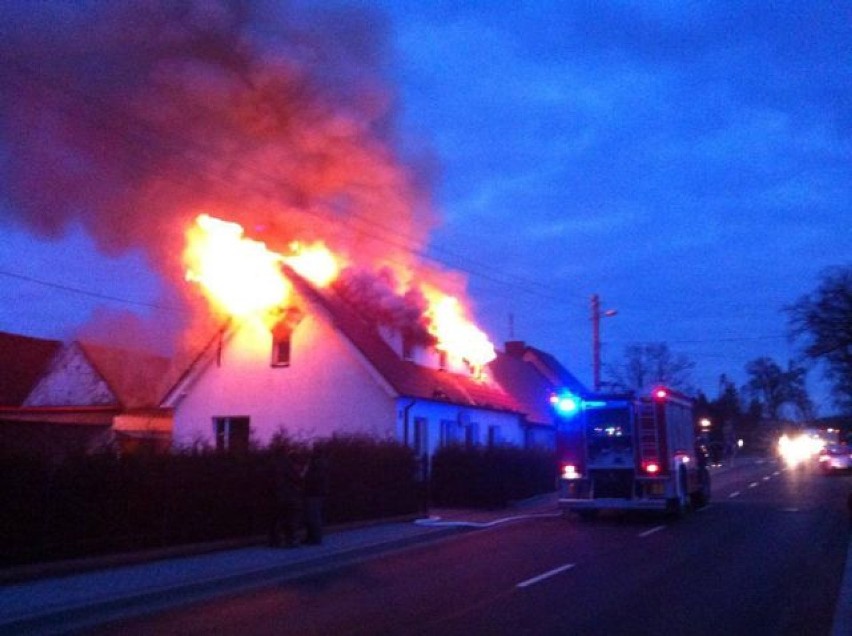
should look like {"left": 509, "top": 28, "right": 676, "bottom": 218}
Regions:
{"left": 591, "top": 294, "right": 617, "bottom": 392}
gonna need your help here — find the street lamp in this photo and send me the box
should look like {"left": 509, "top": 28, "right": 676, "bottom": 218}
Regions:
{"left": 591, "top": 294, "right": 617, "bottom": 392}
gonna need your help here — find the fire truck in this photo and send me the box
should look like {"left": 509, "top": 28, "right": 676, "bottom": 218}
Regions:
{"left": 555, "top": 387, "right": 710, "bottom": 518}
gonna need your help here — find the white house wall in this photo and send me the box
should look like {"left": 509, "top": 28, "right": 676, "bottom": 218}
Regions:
{"left": 171, "top": 312, "right": 397, "bottom": 448}
{"left": 397, "top": 398, "right": 524, "bottom": 458}
{"left": 24, "top": 343, "right": 116, "bottom": 407}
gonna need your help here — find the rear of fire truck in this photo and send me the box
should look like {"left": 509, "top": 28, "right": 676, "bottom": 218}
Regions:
{"left": 556, "top": 388, "right": 710, "bottom": 518}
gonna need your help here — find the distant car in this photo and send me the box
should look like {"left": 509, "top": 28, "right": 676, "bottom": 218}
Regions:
{"left": 817, "top": 444, "right": 852, "bottom": 473}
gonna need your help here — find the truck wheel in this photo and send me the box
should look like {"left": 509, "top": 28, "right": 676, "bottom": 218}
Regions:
{"left": 690, "top": 469, "right": 711, "bottom": 508}
{"left": 668, "top": 468, "right": 689, "bottom": 517}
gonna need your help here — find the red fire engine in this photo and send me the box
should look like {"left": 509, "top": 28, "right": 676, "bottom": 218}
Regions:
{"left": 555, "top": 387, "right": 710, "bottom": 517}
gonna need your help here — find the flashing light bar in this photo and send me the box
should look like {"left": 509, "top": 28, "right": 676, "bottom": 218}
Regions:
{"left": 550, "top": 391, "right": 580, "bottom": 415}
{"left": 642, "top": 461, "right": 661, "bottom": 475}
{"left": 561, "top": 464, "right": 582, "bottom": 480}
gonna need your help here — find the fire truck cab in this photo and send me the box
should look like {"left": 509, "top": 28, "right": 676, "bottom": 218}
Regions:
{"left": 556, "top": 387, "right": 710, "bottom": 518}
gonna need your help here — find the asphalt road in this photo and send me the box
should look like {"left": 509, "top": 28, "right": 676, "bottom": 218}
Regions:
{"left": 95, "top": 459, "right": 851, "bottom": 636}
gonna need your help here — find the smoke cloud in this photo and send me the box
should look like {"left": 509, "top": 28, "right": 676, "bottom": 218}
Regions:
{"left": 0, "top": 0, "right": 436, "bottom": 288}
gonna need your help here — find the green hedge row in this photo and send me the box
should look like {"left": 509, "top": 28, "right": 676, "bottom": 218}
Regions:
{"left": 430, "top": 445, "right": 556, "bottom": 509}
{"left": 0, "top": 439, "right": 556, "bottom": 567}
{"left": 0, "top": 434, "right": 420, "bottom": 567}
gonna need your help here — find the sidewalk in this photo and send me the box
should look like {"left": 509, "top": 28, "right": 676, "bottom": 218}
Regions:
{"left": 0, "top": 496, "right": 560, "bottom": 635}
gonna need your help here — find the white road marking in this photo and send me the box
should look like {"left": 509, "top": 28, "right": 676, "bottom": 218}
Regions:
{"left": 748, "top": 482, "right": 759, "bottom": 488}
{"left": 762, "top": 476, "right": 771, "bottom": 481}
{"left": 517, "top": 563, "right": 576, "bottom": 588}
{"left": 638, "top": 525, "right": 666, "bottom": 538}
{"left": 696, "top": 504, "right": 713, "bottom": 512}
{"left": 773, "top": 471, "right": 781, "bottom": 476}
{"left": 781, "top": 507, "right": 800, "bottom": 513}
{"left": 729, "top": 491, "right": 741, "bottom": 498}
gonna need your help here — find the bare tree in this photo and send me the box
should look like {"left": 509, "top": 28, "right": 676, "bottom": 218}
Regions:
{"left": 742, "top": 357, "right": 812, "bottom": 421}
{"left": 605, "top": 342, "right": 695, "bottom": 394}
{"left": 787, "top": 264, "right": 852, "bottom": 413}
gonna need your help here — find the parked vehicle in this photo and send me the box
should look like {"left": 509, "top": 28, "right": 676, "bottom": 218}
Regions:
{"left": 556, "top": 387, "right": 710, "bottom": 518}
{"left": 817, "top": 444, "right": 852, "bottom": 473}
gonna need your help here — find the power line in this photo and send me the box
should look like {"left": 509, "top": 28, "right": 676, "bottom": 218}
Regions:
{"left": 0, "top": 269, "right": 184, "bottom": 314}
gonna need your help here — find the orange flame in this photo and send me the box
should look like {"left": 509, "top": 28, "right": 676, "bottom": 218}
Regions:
{"left": 424, "top": 289, "right": 496, "bottom": 371}
{"left": 184, "top": 213, "right": 496, "bottom": 378}
{"left": 184, "top": 214, "right": 289, "bottom": 318}
{"left": 283, "top": 241, "right": 341, "bottom": 288}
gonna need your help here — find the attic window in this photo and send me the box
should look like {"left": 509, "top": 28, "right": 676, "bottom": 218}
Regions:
{"left": 402, "top": 333, "right": 414, "bottom": 361}
{"left": 271, "top": 335, "right": 291, "bottom": 367}
{"left": 270, "top": 306, "right": 303, "bottom": 368}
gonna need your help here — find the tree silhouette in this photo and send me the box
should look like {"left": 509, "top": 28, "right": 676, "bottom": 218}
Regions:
{"left": 787, "top": 265, "right": 852, "bottom": 413}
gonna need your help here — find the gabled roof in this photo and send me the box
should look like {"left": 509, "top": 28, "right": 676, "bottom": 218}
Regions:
{"left": 77, "top": 342, "right": 172, "bottom": 409}
{"left": 489, "top": 351, "right": 557, "bottom": 426}
{"left": 0, "top": 331, "right": 61, "bottom": 406}
{"left": 289, "top": 271, "right": 524, "bottom": 414}
{"left": 520, "top": 344, "right": 589, "bottom": 397}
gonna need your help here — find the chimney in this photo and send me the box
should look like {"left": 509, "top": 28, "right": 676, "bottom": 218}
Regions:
{"left": 505, "top": 341, "right": 526, "bottom": 358}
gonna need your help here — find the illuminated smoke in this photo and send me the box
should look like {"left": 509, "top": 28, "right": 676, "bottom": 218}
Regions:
{"left": 0, "top": 0, "right": 434, "bottom": 309}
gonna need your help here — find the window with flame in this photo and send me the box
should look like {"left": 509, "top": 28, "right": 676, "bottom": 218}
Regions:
{"left": 270, "top": 306, "right": 303, "bottom": 368}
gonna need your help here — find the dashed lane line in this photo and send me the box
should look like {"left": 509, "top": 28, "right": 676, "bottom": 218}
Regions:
{"left": 729, "top": 491, "right": 741, "bottom": 498}
{"left": 517, "top": 563, "right": 576, "bottom": 588}
{"left": 638, "top": 525, "right": 666, "bottom": 538}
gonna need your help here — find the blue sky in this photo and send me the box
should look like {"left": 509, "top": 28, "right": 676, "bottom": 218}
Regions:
{"left": 0, "top": 1, "right": 849, "bottom": 412}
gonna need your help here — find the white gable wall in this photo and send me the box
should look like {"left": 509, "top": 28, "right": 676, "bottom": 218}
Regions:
{"left": 171, "top": 309, "right": 397, "bottom": 448}
{"left": 24, "top": 343, "right": 116, "bottom": 407}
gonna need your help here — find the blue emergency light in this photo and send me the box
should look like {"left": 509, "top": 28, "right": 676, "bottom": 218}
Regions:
{"left": 550, "top": 391, "right": 581, "bottom": 415}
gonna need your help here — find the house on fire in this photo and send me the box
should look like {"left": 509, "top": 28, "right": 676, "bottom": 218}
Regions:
{"left": 1, "top": 272, "right": 588, "bottom": 459}
{"left": 164, "top": 270, "right": 536, "bottom": 455}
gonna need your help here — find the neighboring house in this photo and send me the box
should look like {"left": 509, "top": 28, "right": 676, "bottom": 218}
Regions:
{"left": 164, "top": 271, "right": 527, "bottom": 458}
{"left": 491, "top": 340, "right": 591, "bottom": 450}
{"left": 0, "top": 331, "right": 172, "bottom": 459}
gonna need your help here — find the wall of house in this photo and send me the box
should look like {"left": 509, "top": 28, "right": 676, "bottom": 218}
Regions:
{"left": 24, "top": 343, "right": 116, "bottom": 407}
{"left": 171, "top": 309, "right": 397, "bottom": 449}
{"left": 396, "top": 398, "right": 525, "bottom": 459}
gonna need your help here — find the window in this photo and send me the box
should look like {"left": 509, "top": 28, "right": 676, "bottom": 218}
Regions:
{"left": 413, "top": 417, "right": 429, "bottom": 457}
{"left": 402, "top": 333, "right": 414, "bottom": 361}
{"left": 214, "top": 417, "right": 250, "bottom": 454}
{"left": 487, "top": 425, "right": 501, "bottom": 448}
{"left": 440, "top": 419, "right": 459, "bottom": 447}
{"left": 270, "top": 306, "right": 303, "bottom": 368}
{"left": 464, "top": 422, "right": 479, "bottom": 448}
{"left": 271, "top": 334, "right": 291, "bottom": 367}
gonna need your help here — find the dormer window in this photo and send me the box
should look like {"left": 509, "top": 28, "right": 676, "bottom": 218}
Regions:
{"left": 270, "top": 306, "right": 303, "bottom": 368}
{"left": 402, "top": 333, "right": 414, "bottom": 361}
{"left": 271, "top": 333, "right": 291, "bottom": 367}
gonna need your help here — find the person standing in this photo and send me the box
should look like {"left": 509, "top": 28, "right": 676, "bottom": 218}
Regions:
{"left": 269, "top": 449, "right": 302, "bottom": 548}
{"left": 303, "top": 447, "right": 329, "bottom": 545}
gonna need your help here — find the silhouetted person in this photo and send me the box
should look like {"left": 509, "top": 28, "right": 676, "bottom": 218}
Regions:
{"left": 269, "top": 450, "right": 302, "bottom": 548}
{"left": 303, "top": 448, "right": 330, "bottom": 545}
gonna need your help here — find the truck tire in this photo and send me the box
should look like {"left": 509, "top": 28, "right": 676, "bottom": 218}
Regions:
{"left": 667, "top": 467, "right": 690, "bottom": 517}
{"left": 690, "top": 468, "right": 711, "bottom": 508}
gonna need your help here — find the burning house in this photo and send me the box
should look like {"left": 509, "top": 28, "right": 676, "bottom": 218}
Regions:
{"left": 163, "top": 215, "right": 529, "bottom": 455}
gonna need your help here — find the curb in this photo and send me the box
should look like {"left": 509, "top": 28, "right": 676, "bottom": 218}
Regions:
{"left": 0, "top": 524, "right": 467, "bottom": 636}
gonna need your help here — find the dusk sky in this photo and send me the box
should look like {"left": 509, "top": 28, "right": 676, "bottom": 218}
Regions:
{"left": 0, "top": 1, "right": 849, "bottom": 413}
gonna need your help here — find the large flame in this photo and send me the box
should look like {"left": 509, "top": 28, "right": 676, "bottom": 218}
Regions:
{"left": 184, "top": 213, "right": 496, "bottom": 377}
{"left": 184, "top": 215, "right": 341, "bottom": 319}
{"left": 424, "top": 289, "right": 496, "bottom": 372}
{"left": 184, "top": 214, "right": 290, "bottom": 318}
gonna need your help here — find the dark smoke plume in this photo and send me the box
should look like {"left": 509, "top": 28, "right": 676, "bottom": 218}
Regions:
{"left": 0, "top": 0, "right": 437, "bottom": 350}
